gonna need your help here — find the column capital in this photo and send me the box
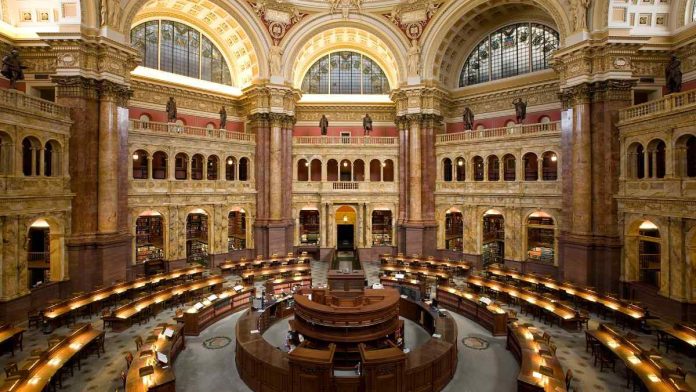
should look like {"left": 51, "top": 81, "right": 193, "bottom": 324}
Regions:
{"left": 559, "top": 79, "right": 636, "bottom": 108}
{"left": 52, "top": 75, "right": 100, "bottom": 100}
{"left": 242, "top": 83, "right": 302, "bottom": 117}
{"left": 98, "top": 80, "right": 133, "bottom": 107}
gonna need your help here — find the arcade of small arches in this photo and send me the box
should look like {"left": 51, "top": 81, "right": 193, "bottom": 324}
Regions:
{"left": 296, "top": 158, "right": 395, "bottom": 182}
{"left": 0, "top": 132, "right": 65, "bottom": 177}
{"left": 130, "top": 150, "right": 250, "bottom": 181}
{"left": 626, "top": 134, "right": 696, "bottom": 179}
{"left": 441, "top": 151, "right": 558, "bottom": 182}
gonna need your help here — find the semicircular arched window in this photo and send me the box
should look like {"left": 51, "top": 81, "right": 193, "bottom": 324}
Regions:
{"left": 131, "top": 20, "right": 232, "bottom": 85}
{"left": 459, "top": 23, "right": 559, "bottom": 87}
{"left": 301, "top": 51, "right": 390, "bottom": 94}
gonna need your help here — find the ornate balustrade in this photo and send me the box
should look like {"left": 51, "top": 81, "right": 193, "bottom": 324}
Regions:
{"left": 129, "top": 119, "right": 255, "bottom": 143}
{"left": 0, "top": 88, "right": 71, "bottom": 119}
{"left": 618, "top": 90, "right": 696, "bottom": 123}
{"left": 293, "top": 136, "right": 398, "bottom": 145}
{"left": 293, "top": 181, "right": 397, "bottom": 193}
{"left": 437, "top": 121, "right": 560, "bottom": 145}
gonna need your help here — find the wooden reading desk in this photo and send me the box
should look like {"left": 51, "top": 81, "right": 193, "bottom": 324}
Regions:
{"left": 181, "top": 286, "right": 253, "bottom": 335}
{"left": 219, "top": 254, "right": 310, "bottom": 275}
{"left": 125, "top": 324, "right": 185, "bottom": 392}
{"left": 436, "top": 286, "right": 508, "bottom": 336}
{"left": 507, "top": 322, "right": 567, "bottom": 392}
{"left": 0, "top": 324, "right": 24, "bottom": 356}
{"left": 0, "top": 324, "right": 103, "bottom": 392}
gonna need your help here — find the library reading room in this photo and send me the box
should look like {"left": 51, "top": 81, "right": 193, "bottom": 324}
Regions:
{"left": 2, "top": 0, "right": 696, "bottom": 391}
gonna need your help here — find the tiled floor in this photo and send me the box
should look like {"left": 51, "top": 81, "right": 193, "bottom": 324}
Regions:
{"left": 1, "top": 259, "right": 694, "bottom": 391}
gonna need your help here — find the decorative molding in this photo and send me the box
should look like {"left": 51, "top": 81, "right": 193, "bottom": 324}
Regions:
{"left": 248, "top": 0, "right": 307, "bottom": 45}
{"left": 382, "top": 0, "right": 441, "bottom": 41}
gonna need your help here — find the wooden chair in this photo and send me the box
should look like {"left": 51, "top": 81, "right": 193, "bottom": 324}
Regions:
{"left": 27, "top": 310, "right": 42, "bottom": 329}
{"left": 549, "top": 342, "right": 557, "bottom": 355}
{"left": 134, "top": 336, "right": 143, "bottom": 351}
{"left": 102, "top": 309, "right": 114, "bottom": 330}
{"left": 4, "top": 362, "right": 17, "bottom": 378}
{"left": 595, "top": 345, "right": 616, "bottom": 372}
{"left": 125, "top": 352, "right": 134, "bottom": 369}
{"left": 585, "top": 332, "right": 600, "bottom": 355}
{"left": 565, "top": 368, "right": 573, "bottom": 391}
{"left": 542, "top": 332, "right": 552, "bottom": 345}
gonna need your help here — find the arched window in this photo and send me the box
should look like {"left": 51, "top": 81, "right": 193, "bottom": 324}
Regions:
{"left": 191, "top": 154, "right": 204, "bottom": 180}
{"left": 473, "top": 156, "right": 484, "bottom": 181}
{"left": 207, "top": 155, "right": 219, "bottom": 180}
{"left": 340, "top": 159, "right": 352, "bottom": 181}
{"left": 460, "top": 23, "right": 559, "bottom": 86}
{"left": 132, "top": 149, "right": 149, "bottom": 179}
{"left": 455, "top": 157, "right": 465, "bottom": 181}
{"left": 353, "top": 159, "right": 365, "bottom": 181}
{"left": 647, "top": 140, "right": 666, "bottom": 179}
{"left": 175, "top": 153, "right": 188, "bottom": 180}
{"left": 370, "top": 159, "right": 382, "bottom": 182}
{"left": 523, "top": 153, "right": 538, "bottom": 181}
{"left": 239, "top": 157, "right": 249, "bottom": 181}
{"left": 131, "top": 20, "right": 232, "bottom": 85}
{"left": 301, "top": 51, "right": 390, "bottom": 94}
{"left": 383, "top": 160, "right": 394, "bottom": 182}
{"left": 22, "top": 137, "right": 40, "bottom": 176}
{"left": 628, "top": 143, "right": 645, "bottom": 179}
{"left": 298, "top": 159, "right": 309, "bottom": 181}
{"left": 542, "top": 151, "right": 558, "bottom": 180}
{"left": 153, "top": 152, "right": 167, "bottom": 179}
{"left": 503, "top": 154, "right": 516, "bottom": 181}
{"left": 225, "top": 156, "right": 237, "bottom": 181}
{"left": 0, "top": 132, "right": 11, "bottom": 175}
{"left": 327, "top": 159, "right": 339, "bottom": 181}
{"left": 488, "top": 155, "right": 500, "bottom": 181}
{"left": 310, "top": 159, "right": 322, "bottom": 181}
{"left": 44, "top": 140, "right": 61, "bottom": 177}
{"left": 443, "top": 158, "right": 453, "bottom": 181}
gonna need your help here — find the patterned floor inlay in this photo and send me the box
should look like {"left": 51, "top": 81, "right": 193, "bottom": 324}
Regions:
{"left": 463, "top": 336, "right": 490, "bottom": 350}
{"left": 203, "top": 336, "right": 232, "bottom": 350}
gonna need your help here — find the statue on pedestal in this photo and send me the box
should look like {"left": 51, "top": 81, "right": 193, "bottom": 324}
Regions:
{"left": 219, "top": 106, "right": 227, "bottom": 129}
{"left": 166, "top": 97, "right": 177, "bottom": 122}
{"left": 1, "top": 49, "right": 27, "bottom": 89}
{"left": 269, "top": 45, "right": 283, "bottom": 77}
{"left": 665, "top": 54, "right": 682, "bottom": 94}
{"left": 462, "top": 107, "right": 474, "bottom": 131}
{"left": 319, "top": 115, "right": 329, "bottom": 136}
{"left": 363, "top": 114, "right": 373, "bottom": 136}
{"left": 407, "top": 39, "right": 421, "bottom": 77}
{"left": 512, "top": 98, "right": 527, "bottom": 124}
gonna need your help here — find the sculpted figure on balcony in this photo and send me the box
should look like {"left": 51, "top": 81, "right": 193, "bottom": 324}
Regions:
{"left": 166, "top": 97, "right": 177, "bottom": 122}
{"left": 219, "top": 106, "right": 227, "bottom": 129}
{"left": 512, "top": 98, "right": 527, "bottom": 124}
{"left": 462, "top": 107, "right": 474, "bottom": 131}
{"left": 665, "top": 55, "right": 682, "bottom": 94}
{"left": 363, "top": 114, "right": 373, "bottom": 136}
{"left": 1, "top": 49, "right": 26, "bottom": 89}
{"left": 319, "top": 114, "right": 329, "bottom": 136}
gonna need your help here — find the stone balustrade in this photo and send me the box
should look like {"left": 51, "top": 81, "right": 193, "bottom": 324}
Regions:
{"left": 436, "top": 121, "right": 560, "bottom": 145}
{"left": 130, "top": 119, "right": 255, "bottom": 143}
{"left": 293, "top": 136, "right": 398, "bottom": 145}
{"left": 0, "top": 88, "right": 71, "bottom": 119}
{"left": 293, "top": 181, "right": 398, "bottom": 193}
{"left": 618, "top": 90, "right": 696, "bottom": 123}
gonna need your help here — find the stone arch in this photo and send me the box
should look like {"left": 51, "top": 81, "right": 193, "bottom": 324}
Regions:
{"left": 121, "top": 0, "right": 268, "bottom": 85}
{"left": 25, "top": 215, "right": 67, "bottom": 286}
{"left": 131, "top": 208, "right": 169, "bottom": 263}
{"left": 283, "top": 16, "right": 409, "bottom": 89}
{"left": 420, "top": 0, "right": 571, "bottom": 86}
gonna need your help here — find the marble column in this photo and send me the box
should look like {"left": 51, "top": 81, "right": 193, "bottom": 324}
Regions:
{"left": 408, "top": 115, "right": 422, "bottom": 222}
{"left": 269, "top": 114, "right": 284, "bottom": 220}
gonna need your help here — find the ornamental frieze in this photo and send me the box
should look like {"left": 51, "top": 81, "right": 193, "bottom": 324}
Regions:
{"left": 248, "top": 0, "right": 306, "bottom": 45}
{"left": 447, "top": 83, "right": 559, "bottom": 118}
{"left": 382, "top": 0, "right": 441, "bottom": 41}
{"left": 296, "top": 105, "right": 395, "bottom": 122}
{"left": 130, "top": 80, "right": 243, "bottom": 116}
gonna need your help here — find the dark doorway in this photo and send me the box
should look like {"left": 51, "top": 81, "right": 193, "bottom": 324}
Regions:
{"left": 337, "top": 224, "right": 354, "bottom": 250}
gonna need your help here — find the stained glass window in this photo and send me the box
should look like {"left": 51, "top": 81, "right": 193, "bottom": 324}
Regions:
{"left": 131, "top": 20, "right": 232, "bottom": 85}
{"left": 459, "top": 23, "right": 559, "bottom": 87}
{"left": 301, "top": 51, "right": 389, "bottom": 94}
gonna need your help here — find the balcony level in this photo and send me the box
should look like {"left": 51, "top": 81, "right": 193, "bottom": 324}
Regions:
{"left": 618, "top": 89, "right": 696, "bottom": 124}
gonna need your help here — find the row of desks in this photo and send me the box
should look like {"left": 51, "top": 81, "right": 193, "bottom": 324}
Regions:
{"left": 588, "top": 323, "right": 692, "bottom": 391}
{"left": 0, "top": 324, "right": 103, "bottom": 392}
{"left": 42, "top": 266, "right": 205, "bottom": 323}
{"left": 380, "top": 265, "right": 452, "bottom": 281}
{"left": 487, "top": 265, "right": 646, "bottom": 322}
{"left": 219, "top": 255, "right": 310, "bottom": 274}
{"left": 0, "top": 324, "right": 25, "bottom": 356}
{"left": 380, "top": 254, "right": 471, "bottom": 273}
{"left": 104, "top": 275, "right": 225, "bottom": 331}
{"left": 507, "top": 322, "right": 567, "bottom": 392}
{"left": 179, "top": 286, "right": 254, "bottom": 336}
{"left": 125, "top": 324, "right": 185, "bottom": 392}
{"left": 436, "top": 286, "right": 508, "bottom": 336}
{"left": 240, "top": 264, "right": 311, "bottom": 281}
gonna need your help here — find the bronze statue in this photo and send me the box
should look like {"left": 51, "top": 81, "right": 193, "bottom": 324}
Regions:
{"left": 1, "top": 49, "right": 27, "bottom": 89}
{"left": 319, "top": 114, "right": 329, "bottom": 136}
{"left": 166, "top": 97, "right": 177, "bottom": 122}
{"left": 462, "top": 107, "right": 474, "bottom": 131}
{"left": 219, "top": 106, "right": 227, "bottom": 129}
{"left": 363, "top": 113, "right": 373, "bottom": 136}
{"left": 665, "top": 54, "right": 682, "bottom": 94}
{"left": 512, "top": 98, "right": 527, "bottom": 124}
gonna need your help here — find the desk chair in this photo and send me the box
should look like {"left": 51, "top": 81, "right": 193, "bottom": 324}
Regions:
{"left": 585, "top": 332, "right": 600, "bottom": 356}
{"left": 595, "top": 345, "right": 616, "bottom": 372}
{"left": 27, "top": 310, "right": 42, "bottom": 329}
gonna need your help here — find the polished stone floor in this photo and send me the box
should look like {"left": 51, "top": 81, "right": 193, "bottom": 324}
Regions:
{"left": 2, "top": 259, "right": 696, "bottom": 391}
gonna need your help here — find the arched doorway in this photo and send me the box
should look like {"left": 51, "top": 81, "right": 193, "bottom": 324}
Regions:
{"left": 186, "top": 209, "right": 209, "bottom": 265}
{"left": 526, "top": 212, "right": 556, "bottom": 264}
{"left": 482, "top": 209, "right": 505, "bottom": 266}
{"left": 336, "top": 206, "right": 356, "bottom": 250}
{"left": 445, "top": 208, "right": 463, "bottom": 251}
{"left": 228, "top": 208, "right": 247, "bottom": 251}
{"left": 135, "top": 211, "right": 165, "bottom": 270}
{"left": 637, "top": 220, "right": 661, "bottom": 288}
{"left": 27, "top": 219, "right": 51, "bottom": 288}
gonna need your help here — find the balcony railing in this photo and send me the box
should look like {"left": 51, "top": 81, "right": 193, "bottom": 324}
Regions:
{"left": 293, "top": 136, "right": 398, "bottom": 145}
{"left": 28, "top": 252, "right": 50, "bottom": 263}
{"left": 436, "top": 121, "right": 560, "bottom": 144}
{"left": 333, "top": 182, "right": 359, "bottom": 190}
{"left": 0, "top": 88, "right": 70, "bottom": 118}
{"left": 130, "top": 120, "right": 255, "bottom": 143}
{"left": 619, "top": 89, "right": 696, "bottom": 122}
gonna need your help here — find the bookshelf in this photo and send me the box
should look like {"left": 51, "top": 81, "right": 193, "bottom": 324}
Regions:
{"left": 299, "top": 210, "right": 320, "bottom": 245}
{"left": 228, "top": 211, "right": 247, "bottom": 251}
{"left": 186, "top": 213, "right": 209, "bottom": 265}
{"left": 136, "top": 216, "right": 164, "bottom": 263}
{"left": 526, "top": 215, "right": 555, "bottom": 264}
{"left": 371, "top": 210, "right": 392, "bottom": 246}
{"left": 445, "top": 212, "right": 463, "bottom": 251}
{"left": 187, "top": 240, "right": 208, "bottom": 264}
